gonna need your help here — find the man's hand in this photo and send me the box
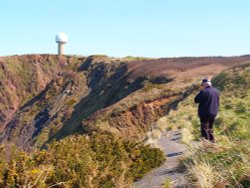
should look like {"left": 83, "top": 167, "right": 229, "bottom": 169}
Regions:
{"left": 201, "top": 83, "right": 206, "bottom": 90}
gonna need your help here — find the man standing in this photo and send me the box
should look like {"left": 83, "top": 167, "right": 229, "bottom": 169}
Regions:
{"left": 194, "top": 79, "right": 220, "bottom": 143}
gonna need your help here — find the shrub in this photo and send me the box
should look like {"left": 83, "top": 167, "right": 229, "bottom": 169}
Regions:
{"left": 0, "top": 133, "right": 165, "bottom": 187}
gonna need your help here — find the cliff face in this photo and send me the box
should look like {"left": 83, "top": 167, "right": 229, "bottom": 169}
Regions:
{"left": 0, "top": 54, "right": 249, "bottom": 149}
{"left": 0, "top": 55, "right": 87, "bottom": 148}
{"left": 0, "top": 55, "right": 85, "bottom": 130}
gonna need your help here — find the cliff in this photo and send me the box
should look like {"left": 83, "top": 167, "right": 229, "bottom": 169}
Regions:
{"left": 0, "top": 54, "right": 249, "bottom": 149}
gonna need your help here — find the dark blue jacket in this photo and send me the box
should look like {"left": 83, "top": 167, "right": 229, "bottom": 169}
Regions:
{"left": 194, "top": 86, "right": 220, "bottom": 117}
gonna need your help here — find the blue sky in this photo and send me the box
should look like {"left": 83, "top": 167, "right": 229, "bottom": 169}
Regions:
{"left": 0, "top": 0, "right": 250, "bottom": 57}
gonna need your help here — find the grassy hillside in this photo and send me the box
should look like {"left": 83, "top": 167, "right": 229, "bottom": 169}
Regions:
{"left": 0, "top": 55, "right": 249, "bottom": 187}
{"left": 160, "top": 64, "right": 250, "bottom": 187}
{"left": 1, "top": 54, "right": 250, "bottom": 150}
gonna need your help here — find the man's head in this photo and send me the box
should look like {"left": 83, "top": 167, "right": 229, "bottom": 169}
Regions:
{"left": 201, "top": 79, "right": 212, "bottom": 88}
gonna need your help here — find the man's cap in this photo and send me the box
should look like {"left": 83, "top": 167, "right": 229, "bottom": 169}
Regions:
{"left": 201, "top": 79, "right": 211, "bottom": 85}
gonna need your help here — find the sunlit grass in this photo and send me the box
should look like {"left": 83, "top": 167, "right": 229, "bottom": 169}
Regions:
{"left": 162, "top": 65, "right": 250, "bottom": 187}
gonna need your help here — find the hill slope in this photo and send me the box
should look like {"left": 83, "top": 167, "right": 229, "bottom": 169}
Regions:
{"left": 0, "top": 54, "right": 250, "bottom": 149}
{"left": 156, "top": 63, "right": 250, "bottom": 187}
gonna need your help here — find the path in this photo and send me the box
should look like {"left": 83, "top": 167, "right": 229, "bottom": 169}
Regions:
{"left": 133, "top": 130, "right": 188, "bottom": 188}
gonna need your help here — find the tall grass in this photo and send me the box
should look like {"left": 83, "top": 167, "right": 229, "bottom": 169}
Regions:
{"left": 162, "top": 65, "right": 250, "bottom": 187}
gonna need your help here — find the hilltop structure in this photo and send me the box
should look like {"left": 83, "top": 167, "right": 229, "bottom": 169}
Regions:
{"left": 55, "top": 32, "right": 68, "bottom": 55}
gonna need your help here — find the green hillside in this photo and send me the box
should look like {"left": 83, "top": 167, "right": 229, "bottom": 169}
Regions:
{"left": 0, "top": 55, "right": 249, "bottom": 187}
{"left": 162, "top": 64, "right": 250, "bottom": 187}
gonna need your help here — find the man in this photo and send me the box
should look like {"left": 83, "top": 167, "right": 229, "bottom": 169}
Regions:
{"left": 194, "top": 79, "right": 220, "bottom": 143}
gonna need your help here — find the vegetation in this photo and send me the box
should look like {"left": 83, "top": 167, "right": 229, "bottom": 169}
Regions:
{"left": 1, "top": 55, "right": 250, "bottom": 187}
{"left": 123, "top": 56, "right": 154, "bottom": 61}
{"left": 161, "top": 65, "right": 250, "bottom": 187}
{"left": 0, "top": 133, "right": 165, "bottom": 187}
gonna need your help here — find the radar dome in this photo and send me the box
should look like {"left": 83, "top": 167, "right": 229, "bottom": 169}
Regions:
{"left": 56, "top": 32, "right": 68, "bottom": 43}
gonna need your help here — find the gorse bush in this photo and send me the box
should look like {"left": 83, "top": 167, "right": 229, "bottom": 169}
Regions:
{"left": 0, "top": 147, "right": 54, "bottom": 188}
{"left": 0, "top": 133, "right": 165, "bottom": 188}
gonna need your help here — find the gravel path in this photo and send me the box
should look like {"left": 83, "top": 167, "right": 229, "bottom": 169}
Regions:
{"left": 133, "top": 130, "right": 188, "bottom": 188}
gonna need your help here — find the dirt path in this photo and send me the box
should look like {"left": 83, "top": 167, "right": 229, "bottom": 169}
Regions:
{"left": 133, "top": 130, "right": 188, "bottom": 188}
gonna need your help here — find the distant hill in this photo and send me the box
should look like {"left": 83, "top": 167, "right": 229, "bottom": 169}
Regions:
{"left": 0, "top": 54, "right": 250, "bottom": 149}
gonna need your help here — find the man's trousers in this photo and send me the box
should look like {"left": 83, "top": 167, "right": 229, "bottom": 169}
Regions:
{"left": 199, "top": 114, "right": 216, "bottom": 143}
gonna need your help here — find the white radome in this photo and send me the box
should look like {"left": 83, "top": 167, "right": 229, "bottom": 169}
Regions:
{"left": 56, "top": 32, "right": 68, "bottom": 43}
